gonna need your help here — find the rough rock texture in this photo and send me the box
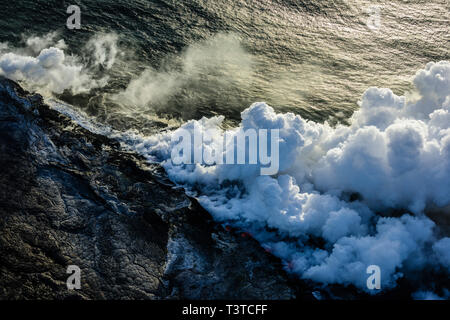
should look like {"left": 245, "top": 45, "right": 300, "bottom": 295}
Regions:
{"left": 0, "top": 77, "right": 307, "bottom": 300}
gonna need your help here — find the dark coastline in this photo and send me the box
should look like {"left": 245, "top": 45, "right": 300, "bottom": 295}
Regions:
{"left": 0, "top": 77, "right": 301, "bottom": 300}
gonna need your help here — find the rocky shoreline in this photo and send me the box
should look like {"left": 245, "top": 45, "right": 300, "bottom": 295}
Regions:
{"left": 0, "top": 77, "right": 309, "bottom": 300}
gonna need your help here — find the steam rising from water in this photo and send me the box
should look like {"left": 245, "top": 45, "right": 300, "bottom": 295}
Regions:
{"left": 0, "top": 32, "right": 119, "bottom": 95}
{"left": 121, "top": 61, "right": 450, "bottom": 295}
{"left": 113, "top": 33, "right": 253, "bottom": 107}
{"left": 1, "top": 32, "right": 449, "bottom": 298}
{"left": 1, "top": 32, "right": 255, "bottom": 124}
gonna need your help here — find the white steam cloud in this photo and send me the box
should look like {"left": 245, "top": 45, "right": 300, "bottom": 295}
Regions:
{"left": 0, "top": 32, "right": 119, "bottom": 94}
{"left": 112, "top": 33, "right": 253, "bottom": 106}
{"left": 120, "top": 61, "right": 450, "bottom": 294}
{"left": 84, "top": 33, "right": 120, "bottom": 70}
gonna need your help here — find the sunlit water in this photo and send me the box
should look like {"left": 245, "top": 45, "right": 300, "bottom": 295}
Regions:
{"left": 1, "top": 0, "right": 448, "bottom": 130}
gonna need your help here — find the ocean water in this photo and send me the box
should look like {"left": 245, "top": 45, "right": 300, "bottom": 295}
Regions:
{"left": 1, "top": 0, "right": 449, "bottom": 127}
{"left": 0, "top": 0, "right": 449, "bottom": 297}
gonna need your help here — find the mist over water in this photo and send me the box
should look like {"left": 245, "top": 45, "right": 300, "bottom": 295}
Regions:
{"left": 0, "top": 0, "right": 449, "bottom": 298}
{"left": 119, "top": 61, "right": 450, "bottom": 294}
{"left": 1, "top": 0, "right": 448, "bottom": 126}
